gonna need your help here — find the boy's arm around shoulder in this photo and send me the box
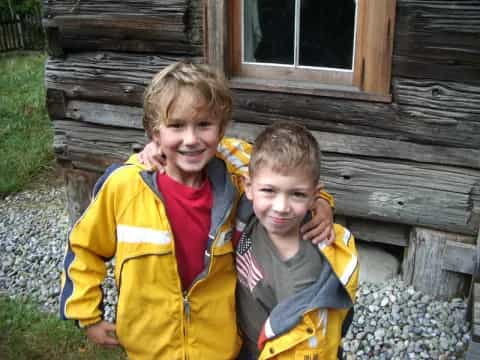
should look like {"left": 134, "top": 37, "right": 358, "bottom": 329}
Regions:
{"left": 322, "top": 224, "right": 359, "bottom": 303}
{"left": 217, "top": 137, "right": 252, "bottom": 177}
{"left": 60, "top": 168, "right": 125, "bottom": 328}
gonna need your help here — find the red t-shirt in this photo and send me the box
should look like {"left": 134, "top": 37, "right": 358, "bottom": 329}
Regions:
{"left": 156, "top": 173, "right": 213, "bottom": 290}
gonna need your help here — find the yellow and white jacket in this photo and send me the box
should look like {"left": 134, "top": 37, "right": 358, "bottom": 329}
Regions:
{"left": 60, "top": 138, "right": 251, "bottom": 360}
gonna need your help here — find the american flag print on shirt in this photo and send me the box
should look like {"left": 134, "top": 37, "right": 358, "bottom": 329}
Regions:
{"left": 236, "top": 232, "right": 263, "bottom": 291}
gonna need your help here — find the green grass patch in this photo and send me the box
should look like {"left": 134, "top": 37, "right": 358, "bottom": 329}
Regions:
{"left": 0, "top": 52, "right": 54, "bottom": 195}
{"left": 0, "top": 296, "right": 126, "bottom": 359}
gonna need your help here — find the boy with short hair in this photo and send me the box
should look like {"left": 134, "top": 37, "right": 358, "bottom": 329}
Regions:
{"left": 60, "top": 62, "right": 335, "bottom": 359}
{"left": 236, "top": 122, "right": 358, "bottom": 360}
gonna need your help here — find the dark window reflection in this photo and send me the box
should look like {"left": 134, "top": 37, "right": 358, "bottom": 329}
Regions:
{"left": 244, "top": 0, "right": 295, "bottom": 64}
{"left": 244, "top": 0, "right": 356, "bottom": 70}
{"left": 299, "top": 0, "right": 355, "bottom": 69}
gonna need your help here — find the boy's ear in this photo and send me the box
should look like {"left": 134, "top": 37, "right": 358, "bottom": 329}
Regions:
{"left": 243, "top": 174, "right": 253, "bottom": 200}
{"left": 151, "top": 129, "right": 161, "bottom": 144}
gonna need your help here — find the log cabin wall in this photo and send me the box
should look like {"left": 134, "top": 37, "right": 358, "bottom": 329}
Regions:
{"left": 43, "top": 0, "right": 480, "bottom": 293}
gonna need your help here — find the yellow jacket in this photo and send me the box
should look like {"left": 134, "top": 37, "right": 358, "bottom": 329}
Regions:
{"left": 257, "top": 224, "right": 358, "bottom": 360}
{"left": 234, "top": 221, "right": 358, "bottom": 360}
{"left": 60, "top": 138, "right": 252, "bottom": 359}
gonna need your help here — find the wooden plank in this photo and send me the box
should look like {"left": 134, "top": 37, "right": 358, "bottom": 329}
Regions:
{"left": 393, "top": 0, "right": 480, "bottom": 82}
{"left": 205, "top": 0, "right": 229, "bottom": 72}
{"left": 475, "top": 283, "right": 480, "bottom": 302}
{"left": 54, "top": 104, "right": 480, "bottom": 170}
{"left": 53, "top": 120, "right": 145, "bottom": 171}
{"left": 43, "top": 0, "right": 203, "bottom": 55}
{"left": 65, "top": 101, "right": 143, "bottom": 129}
{"left": 466, "top": 340, "right": 480, "bottom": 359}
{"left": 45, "top": 53, "right": 202, "bottom": 106}
{"left": 64, "top": 169, "right": 99, "bottom": 225}
{"left": 442, "top": 240, "right": 477, "bottom": 275}
{"left": 354, "top": 0, "right": 396, "bottom": 95}
{"left": 233, "top": 83, "right": 480, "bottom": 149}
{"left": 322, "top": 155, "right": 479, "bottom": 235}
{"left": 403, "top": 227, "right": 469, "bottom": 300}
{"left": 52, "top": 118, "right": 480, "bottom": 234}
{"left": 345, "top": 218, "right": 409, "bottom": 247}
{"left": 394, "top": 78, "right": 480, "bottom": 137}
{"left": 227, "top": 122, "right": 480, "bottom": 170}
{"left": 45, "top": 52, "right": 480, "bottom": 149}
{"left": 43, "top": 0, "right": 188, "bottom": 16}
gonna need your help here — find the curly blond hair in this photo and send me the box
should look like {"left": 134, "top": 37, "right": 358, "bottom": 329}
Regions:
{"left": 143, "top": 61, "right": 232, "bottom": 138}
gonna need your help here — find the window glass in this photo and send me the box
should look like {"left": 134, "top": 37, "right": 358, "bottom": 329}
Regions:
{"left": 243, "top": 0, "right": 356, "bottom": 69}
{"left": 244, "top": 0, "right": 294, "bottom": 64}
{"left": 299, "top": 1, "right": 355, "bottom": 69}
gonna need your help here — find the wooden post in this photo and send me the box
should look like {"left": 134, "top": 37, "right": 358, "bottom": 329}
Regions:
{"left": 64, "top": 169, "right": 99, "bottom": 225}
{"left": 403, "top": 227, "right": 471, "bottom": 300}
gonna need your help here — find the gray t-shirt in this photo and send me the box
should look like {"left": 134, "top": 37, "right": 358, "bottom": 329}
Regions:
{"left": 236, "top": 219, "right": 323, "bottom": 356}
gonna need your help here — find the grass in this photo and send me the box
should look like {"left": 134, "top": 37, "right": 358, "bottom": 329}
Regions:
{"left": 0, "top": 52, "right": 54, "bottom": 195}
{"left": 0, "top": 296, "right": 126, "bottom": 359}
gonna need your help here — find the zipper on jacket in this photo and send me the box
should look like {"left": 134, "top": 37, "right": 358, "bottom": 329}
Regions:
{"left": 183, "top": 291, "right": 191, "bottom": 322}
{"left": 183, "top": 291, "right": 190, "bottom": 360}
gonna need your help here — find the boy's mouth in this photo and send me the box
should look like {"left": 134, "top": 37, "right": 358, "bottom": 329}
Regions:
{"left": 269, "top": 216, "right": 292, "bottom": 225}
{"left": 178, "top": 149, "right": 205, "bottom": 156}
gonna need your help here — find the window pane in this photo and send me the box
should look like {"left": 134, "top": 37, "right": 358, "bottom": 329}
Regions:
{"left": 299, "top": 0, "right": 356, "bottom": 69}
{"left": 244, "top": 0, "right": 295, "bottom": 64}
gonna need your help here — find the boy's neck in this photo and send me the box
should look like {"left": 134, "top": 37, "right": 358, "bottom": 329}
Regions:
{"left": 164, "top": 167, "right": 206, "bottom": 188}
{"left": 267, "top": 230, "right": 302, "bottom": 261}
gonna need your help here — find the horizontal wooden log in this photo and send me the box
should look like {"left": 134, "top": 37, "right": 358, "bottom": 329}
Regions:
{"left": 322, "top": 155, "right": 479, "bottom": 235}
{"left": 344, "top": 218, "right": 409, "bottom": 247}
{"left": 393, "top": 0, "right": 480, "bottom": 82}
{"left": 43, "top": 0, "right": 188, "bottom": 16}
{"left": 228, "top": 122, "right": 480, "bottom": 170}
{"left": 56, "top": 101, "right": 480, "bottom": 169}
{"left": 53, "top": 118, "right": 480, "bottom": 234}
{"left": 233, "top": 84, "right": 480, "bottom": 149}
{"left": 54, "top": 119, "right": 145, "bottom": 170}
{"left": 44, "top": 53, "right": 480, "bottom": 149}
{"left": 45, "top": 53, "right": 202, "bottom": 106}
{"left": 43, "top": 0, "right": 203, "bottom": 55}
{"left": 442, "top": 240, "right": 477, "bottom": 275}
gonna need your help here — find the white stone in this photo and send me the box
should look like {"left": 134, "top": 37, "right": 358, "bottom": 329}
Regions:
{"left": 357, "top": 241, "right": 401, "bottom": 284}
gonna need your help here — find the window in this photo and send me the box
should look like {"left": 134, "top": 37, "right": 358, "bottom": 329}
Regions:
{"left": 206, "top": 0, "right": 396, "bottom": 102}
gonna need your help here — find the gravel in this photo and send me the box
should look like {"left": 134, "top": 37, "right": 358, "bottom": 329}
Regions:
{"left": 0, "top": 183, "right": 471, "bottom": 359}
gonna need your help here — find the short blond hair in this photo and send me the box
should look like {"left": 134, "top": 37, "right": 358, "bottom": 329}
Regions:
{"left": 249, "top": 122, "right": 321, "bottom": 182}
{"left": 143, "top": 61, "right": 232, "bottom": 138}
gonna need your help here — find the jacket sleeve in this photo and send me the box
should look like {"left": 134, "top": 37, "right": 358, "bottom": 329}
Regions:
{"left": 60, "top": 173, "right": 119, "bottom": 327}
{"left": 331, "top": 224, "right": 359, "bottom": 303}
{"left": 216, "top": 137, "right": 252, "bottom": 177}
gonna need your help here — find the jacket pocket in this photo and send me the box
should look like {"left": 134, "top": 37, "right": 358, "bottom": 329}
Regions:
{"left": 115, "top": 252, "right": 182, "bottom": 358}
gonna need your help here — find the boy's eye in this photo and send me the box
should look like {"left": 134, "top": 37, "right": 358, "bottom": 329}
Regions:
{"left": 259, "top": 188, "right": 274, "bottom": 194}
{"left": 167, "top": 123, "right": 183, "bottom": 129}
{"left": 293, "top": 191, "right": 307, "bottom": 198}
{"left": 198, "top": 121, "right": 213, "bottom": 128}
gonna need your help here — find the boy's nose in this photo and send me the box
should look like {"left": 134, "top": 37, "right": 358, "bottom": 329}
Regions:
{"left": 184, "top": 127, "right": 199, "bottom": 144}
{"left": 272, "top": 195, "right": 289, "bottom": 213}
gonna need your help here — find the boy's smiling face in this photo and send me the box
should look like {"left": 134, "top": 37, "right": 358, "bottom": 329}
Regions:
{"left": 152, "top": 88, "right": 222, "bottom": 187}
{"left": 245, "top": 165, "right": 318, "bottom": 241}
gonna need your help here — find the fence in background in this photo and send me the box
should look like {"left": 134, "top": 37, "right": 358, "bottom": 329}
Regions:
{"left": 0, "top": 7, "right": 44, "bottom": 52}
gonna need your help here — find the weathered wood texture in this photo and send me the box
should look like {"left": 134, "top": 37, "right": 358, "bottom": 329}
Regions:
{"left": 42, "top": 0, "right": 203, "bottom": 55}
{"left": 393, "top": 0, "right": 480, "bottom": 83}
{"left": 344, "top": 218, "right": 409, "bottom": 247}
{"left": 403, "top": 227, "right": 471, "bottom": 299}
{"left": 52, "top": 110, "right": 480, "bottom": 235}
{"left": 64, "top": 169, "right": 99, "bottom": 224}
{"left": 45, "top": 52, "right": 480, "bottom": 150}
{"left": 45, "top": 53, "right": 202, "bottom": 106}
{"left": 54, "top": 120, "right": 145, "bottom": 171}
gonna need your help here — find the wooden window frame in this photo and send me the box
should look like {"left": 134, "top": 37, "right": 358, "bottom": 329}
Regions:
{"left": 205, "top": 0, "right": 396, "bottom": 103}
